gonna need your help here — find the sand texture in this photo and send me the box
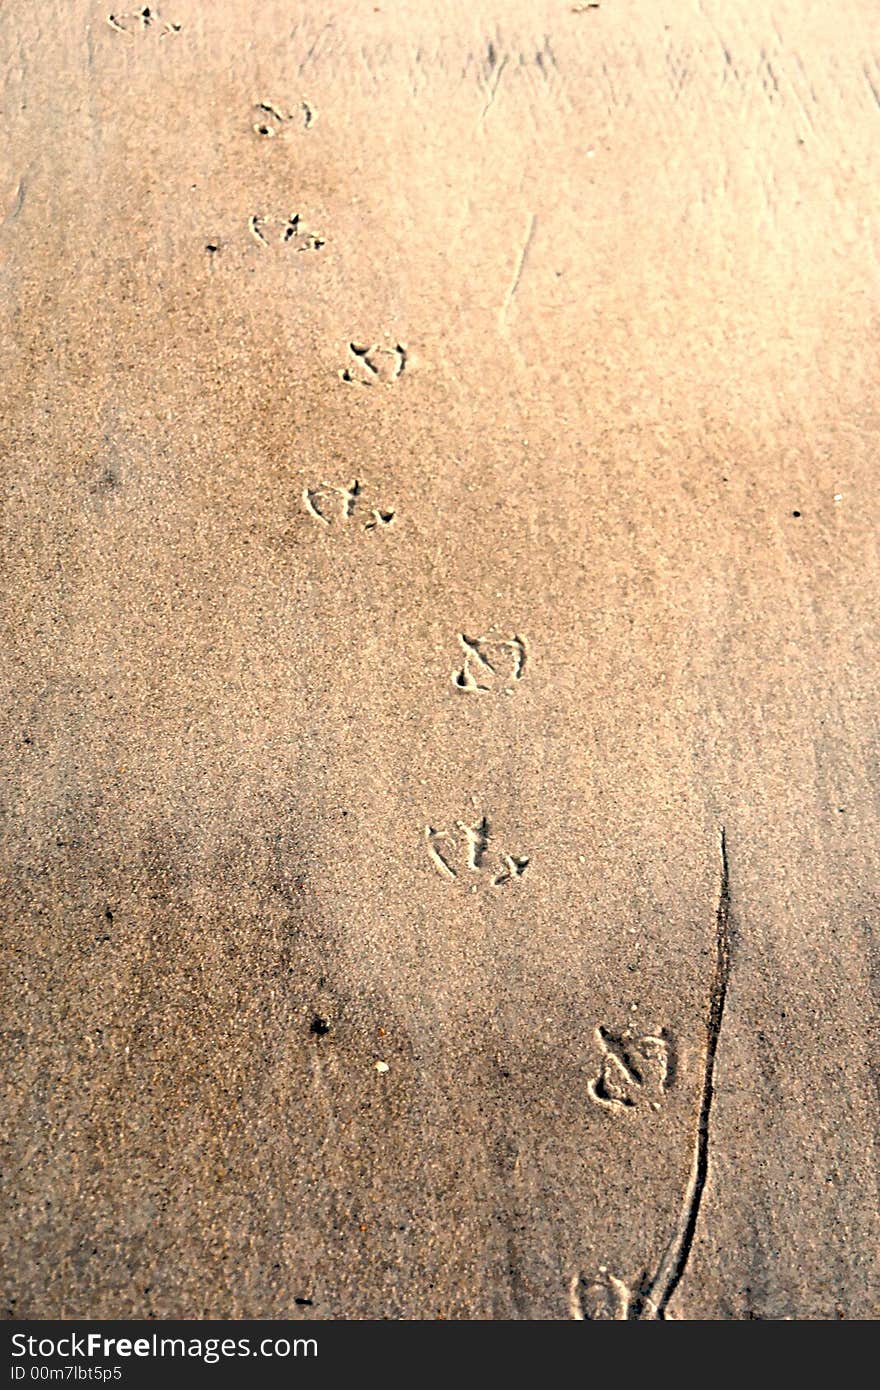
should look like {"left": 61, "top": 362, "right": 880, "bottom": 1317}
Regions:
{"left": 1, "top": 0, "right": 878, "bottom": 1319}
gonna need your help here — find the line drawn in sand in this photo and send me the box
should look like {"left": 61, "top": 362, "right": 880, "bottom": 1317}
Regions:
{"left": 573, "top": 827, "right": 733, "bottom": 1319}
{"left": 498, "top": 211, "right": 536, "bottom": 330}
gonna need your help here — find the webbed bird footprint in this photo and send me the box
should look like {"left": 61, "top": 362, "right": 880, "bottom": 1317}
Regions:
{"left": 340, "top": 341, "right": 407, "bottom": 385}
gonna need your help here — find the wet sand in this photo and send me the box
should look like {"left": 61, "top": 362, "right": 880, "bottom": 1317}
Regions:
{"left": 1, "top": 0, "right": 878, "bottom": 1318}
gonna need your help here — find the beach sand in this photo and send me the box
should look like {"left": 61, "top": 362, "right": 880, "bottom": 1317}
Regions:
{"left": 1, "top": 0, "right": 878, "bottom": 1318}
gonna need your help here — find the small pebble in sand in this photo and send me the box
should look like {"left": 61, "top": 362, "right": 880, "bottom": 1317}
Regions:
{"left": 375, "top": 1060, "right": 389, "bottom": 1073}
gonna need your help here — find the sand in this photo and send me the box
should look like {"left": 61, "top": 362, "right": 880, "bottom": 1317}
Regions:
{"left": 1, "top": 0, "right": 878, "bottom": 1319}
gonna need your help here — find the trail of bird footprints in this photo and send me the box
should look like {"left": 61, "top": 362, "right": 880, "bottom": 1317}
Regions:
{"left": 107, "top": 40, "right": 733, "bottom": 1319}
